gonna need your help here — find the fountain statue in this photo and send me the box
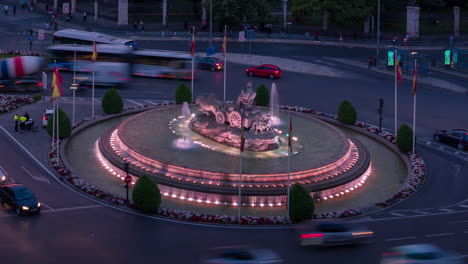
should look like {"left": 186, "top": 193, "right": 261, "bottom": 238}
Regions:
{"left": 189, "top": 84, "right": 279, "bottom": 151}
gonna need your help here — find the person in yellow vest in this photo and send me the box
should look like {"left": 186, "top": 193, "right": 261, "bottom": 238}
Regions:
{"left": 14, "top": 113, "right": 19, "bottom": 132}
{"left": 19, "top": 115, "right": 27, "bottom": 132}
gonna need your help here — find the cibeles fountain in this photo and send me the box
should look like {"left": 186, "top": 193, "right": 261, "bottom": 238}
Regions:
{"left": 98, "top": 83, "right": 371, "bottom": 207}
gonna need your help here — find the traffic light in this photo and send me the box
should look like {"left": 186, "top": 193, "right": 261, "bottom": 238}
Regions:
{"left": 379, "top": 98, "right": 384, "bottom": 108}
{"left": 387, "top": 50, "right": 395, "bottom": 66}
{"left": 444, "top": 49, "right": 451, "bottom": 66}
{"left": 123, "top": 162, "right": 129, "bottom": 174}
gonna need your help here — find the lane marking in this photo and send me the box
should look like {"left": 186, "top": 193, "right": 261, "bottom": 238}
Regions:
{"left": 439, "top": 209, "right": 455, "bottom": 212}
{"left": 413, "top": 210, "right": 429, "bottom": 214}
{"left": 40, "top": 202, "right": 54, "bottom": 210}
{"left": 459, "top": 205, "right": 468, "bottom": 208}
{"left": 0, "top": 166, "right": 7, "bottom": 175}
{"left": 40, "top": 204, "right": 101, "bottom": 213}
{"left": 389, "top": 212, "right": 406, "bottom": 217}
{"left": 126, "top": 99, "right": 143, "bottom": 106}
{"left": 449, "top": 220, "right": 468, "bottom": 224}
{"left": 384, "top": 237, "right": 416, "bottom": 242}
{"left": 426, "top": 233, "right": 454, "bottom": 237}
{"left": 354, "top": 208, "right": 468, "bottom": 223}
{"left": 144, "top": 100, "right": 159, "bottom": 105}
{"left": 21, "top": 166, "right": 50, "bottom": 184}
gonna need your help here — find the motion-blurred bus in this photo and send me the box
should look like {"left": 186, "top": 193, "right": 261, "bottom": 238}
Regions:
{"left": 131, "top": 49, "right": 193, "bottom": 79}
{"left": 53, "top": 29, "right": 137, "bottom": 49}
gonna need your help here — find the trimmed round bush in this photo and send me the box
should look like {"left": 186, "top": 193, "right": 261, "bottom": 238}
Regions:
{"left": 132, "top": 174, "right": 161, "bottom": 212}
{"left": 175, "top": 83, "right": 192, "bottom": 104}
{"left": 289, "top": 183, "right": 315, "bottom": 223}
{"left": 46, "top": 107, "right": 72, "bottom": 139}
{"left": 396, "top": 124, "right": 413, "bottom": 153}
{"left": 255, "top": 84, "right": 269, "bottom": 106}
{"left": 101, "top": 88, "right": 123, "bottom": 114}
{"left": 32, "top": 93, "right": 42, "bottom": 102}
{"left": 337, "top": 100, "right": 357, "bottom": 125}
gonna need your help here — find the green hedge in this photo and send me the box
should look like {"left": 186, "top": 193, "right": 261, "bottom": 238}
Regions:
{"left": 46, "top": 107, "right": 72, "bottom": 139}
{"left": 337, "top": 100, "right": 357, "bottom": 125}
{"left": 396, "top": 124, "right": 413, "bottom": 153}
{"left": 175, "top": 83, "right": 192, "bottom": 104}
{"left": 101, "top": 88, "right": 123, "bottom": 114}
{"left": 289, "top": 183, "right": 315, "bottom": 223}
{"left": 32, "top": 93, "right": 42, "bottom": 102}
{"left": 132, "top": 174, "right": 161, "bottom": 212}
{"left": 255, "top": 84, "right": 269, "bottom": 106}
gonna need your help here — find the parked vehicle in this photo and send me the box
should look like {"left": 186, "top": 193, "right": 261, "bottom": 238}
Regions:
{"left": 0, "top": 184, "right": 41, "bottom": 216}
{"left": 433, "top": 129, "right": 468, "bottom": 150}
{"left": 296, "top": 221, "right": 374, "bottom": 246}
{"left": 246, "top": 64, "right": 282, "bottom": 79}
{"left": 21, "top": 119, "right": 38, "bottom": 132}
{"left": 198, "top": 57, "right": 224, "bottom": 71}
{"left": 42, "top": 107, "right": 54, "bottom": 128}
{"left": 381, "top": 244, "right": 463, "bottom": 264}
{"left": 202, "top": 246, "right": 283, "bottom": 264}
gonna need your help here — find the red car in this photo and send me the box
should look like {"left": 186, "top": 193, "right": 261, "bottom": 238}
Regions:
{"left": 246, "top": 64, "right": 282, "bottom": 79}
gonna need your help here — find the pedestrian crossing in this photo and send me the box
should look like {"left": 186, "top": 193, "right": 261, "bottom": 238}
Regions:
{"left": 373, "top": 204, "right": 468, "bottom": 220}
{"left": 43, "top": 96, "right": 173, "bottom": 106}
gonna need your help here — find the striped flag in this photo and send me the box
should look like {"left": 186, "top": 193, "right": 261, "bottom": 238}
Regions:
{"left": 50, "top": 66, "right": 63, "bottom": 101}
{"left": 412, "top": 60, "right": 418, "bottom": 95}
{"left": 91, "top": 41, "right": 98, "bottom": 62}
{"left": 288, "top": 111, "right": 293, "bottom": 153}
{"left": 190, "top": 28, "right": 195, "bottom": 57}
{"left": 395, "top": 53, "right": 402, "bottom": 84}
{"left": 222, "top": 28, "right": 227, "bottom": 57}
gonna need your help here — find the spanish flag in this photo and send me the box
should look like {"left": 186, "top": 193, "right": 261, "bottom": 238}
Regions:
{"left": 222, "top": 29, "right": 227, "bottom": 57}
{"left": 51, "top": 66, "right": 63, "bottom": 101}
{"left": 412, "top": 60, "right": 418, "bottom": 95}
{"left": 91, "top": 41, "right": 98, "bottom": 62}
{"left": 190, "top": 29, "right": 195, "bottom": 57}
{"left": 395, "top": 53, "right": 402, "bottom": 84}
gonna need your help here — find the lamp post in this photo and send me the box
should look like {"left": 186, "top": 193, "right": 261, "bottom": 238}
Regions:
{"left": 282, "top": 0, "right": 288, "bottom": 32}
{"left": 209, "top": 0, "right": 212, "bottom": 47}
{"left": 376, "top": 0, "right": 380, "bottom": 64}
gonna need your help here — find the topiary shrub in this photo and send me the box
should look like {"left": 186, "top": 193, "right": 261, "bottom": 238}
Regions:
{"left": 101, "top": 88, "right": 123, "bottom": 114}
{"left": 396, "top": 124, "right": 413, "bottom": 153}
{"left": 255, "top": 84, "right": 269, "bottom": 106}
{"left": 32, "top": 93, "right": 42, "bottom": 102}
{"left": 289, "top": 183, "right": 315, "bottom": 223}
{"left": 132, "top": 174, "right": 161, "bottom": 212}
{"left": 337, "top": 100, "right": 357, "bottom": 125}
{"left": 46, "top": 107, "right": 72, "bottom": 139}
{"left": 175, "top": 83, "right": 192, "bottom": 104}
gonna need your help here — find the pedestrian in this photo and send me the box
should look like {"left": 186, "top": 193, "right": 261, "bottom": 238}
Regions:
{"left": 368, "top": 56, "right": 374, "bottom": 70}
{"left": 139, "top": 19, "right": 144, "bottom": 32}
{"left": 449, "top": 35, "right": 454, "bottom": 45}
{"left": 392, "top": 36, "right": 398, "bottom": 45}
{"left": 19, "top": 115, "right": 26, "bottom": 132}
{"left": 82, "top": 11, "right": 87, "bottom": 23}
{"left": 21, "top": 0, "right": 25, "bottom": 10}
{"left": 14, "top": 113, "right": 19, "bottom": 132}
{"left": 66, "top": 13, "right": 71, "bottom": 22}
{"left": 313, "top": 30, "right": 319, "bottom": 41}
{"left": 54, "top": 21, "right": 58, "bottom": 31}
{"left": 13, "top": 5, "right": 16, "bottom": 16}
{"left": 4, "top": 4, "right": 8, "bottom": 15}
{"left": 45, "top": 4, "right": 48, "bottom": 12}
{"left": 133, "top": 21, "right": 138, "bottom": 32}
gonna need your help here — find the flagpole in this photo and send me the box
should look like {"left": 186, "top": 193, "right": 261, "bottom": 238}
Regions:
{"left": 286, "top": 109, "right": 291, "bottom": 221}
{"left": 57, "top": 98, "right": 60, "bottom": 161}
{"left": 191, "top": 26, "right": 195, "bottom": 102}
{"left": 92, "top": 62, "right": 95, "bottom": 117}
{"left": 238, "top": 145, "right": 242, "bottom": 223}
{"left": 223, "top": 25, "right": 227, "bottom": 102}
{"left": 394, "top": 50, "right": 398, "bottom": 137}
{"left": 52, "top": 100, "right": 55, "bottom": 151}
{"left": 72, "top": 43, "right": 76, "bottom": 125}
{"left": 412, "top": 60, "right": 417, "bottom": 156}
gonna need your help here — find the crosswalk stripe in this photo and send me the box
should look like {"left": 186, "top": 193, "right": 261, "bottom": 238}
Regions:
{"left": 126, "top": 99, "right": 144, "bottom": 106}
{"left": 389, "top": 212, "right": 405, "bottom": 217}
{"left": 439, "top": 208, "right": 455, "bottom": 212}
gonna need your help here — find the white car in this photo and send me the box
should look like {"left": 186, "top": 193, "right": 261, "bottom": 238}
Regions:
{"left": 381, "top": 244, "right": 463, "bottom": 264}
{"left": 203, "top": 247, "right": 283, "bottom": 264}
{"left": 296, "top": 221, "right": 374, "bottom": 246}
{"left": 42, "top": 108, "right": 54, "bottom": 128}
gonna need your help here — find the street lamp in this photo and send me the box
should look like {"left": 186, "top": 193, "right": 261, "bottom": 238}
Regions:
{"left": 376, "top": 0, "right": 380, "bottom": 64}
{"left": 209, "top": 0, "right": 212, "bottom": 47}
{"left": 283, "top": 0, "right": 288, "bottom": 32}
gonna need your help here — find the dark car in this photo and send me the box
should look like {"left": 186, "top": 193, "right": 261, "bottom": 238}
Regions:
{"left": 433, "top": 129, "right": 468, "bottom": 150}
{"left": 199, "top": 57, "right": 224, "bottom": 71}
{"left": 246, "top": 64, "right": 282, "bottom": 79}
{"left": 0, "top": 79, "right": 43, "bottom": 92}
{"left": 0, "top": 184, "right": 41, "bottom": 216}
{"left": 296, "top": 221, "right": 373, "bottom": 246}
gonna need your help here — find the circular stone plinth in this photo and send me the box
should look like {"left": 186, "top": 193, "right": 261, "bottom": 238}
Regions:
{"left": 99, "top": 105, "right": 370, "bottom": 201}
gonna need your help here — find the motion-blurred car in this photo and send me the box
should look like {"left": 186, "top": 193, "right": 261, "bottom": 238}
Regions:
{"left": 0, "top": 79, "right": 43, "bottom": 92}
{"left": 199, "top": 57, "right": 224, "bottom": 71}
{"left": 296, "top": 221, "right": 374, "bottom": 246}
{"left": 0, "top": 167, "right": 6, "bottom": 184}
{"left": 42, "top": 107, "right": 54, "bottom": 128}
{"left": 381, "top": 244, "right": 463, "bottom": 264}
{"left": 202, "top": 246, "right": 283, "bottom": 264}
{"left": 246, "top": 64, "right": 282, "bottom": 79}
{"left": 433, "top": 129, "right": 468, "bottom": 150}
{"left": 0, "top": 184, "right": 41, "bottom": 216}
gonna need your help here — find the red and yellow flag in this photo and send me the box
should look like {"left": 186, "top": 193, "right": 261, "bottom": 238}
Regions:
{"left": 91, "top": 41, "right": 98, "bottom": 62}
{"left": 412, "top": 60, "right": 418, "bottom": 95}
{"left": 222, "top": 29, "right": 227, "bottom": 57}
{"left": 190, "top": 28, "right": 195, "bottom": 57}
{"left": 395, "top": 53, "right": 402, "bottom": 84}
{"left": 51, "top": 66, "right": 63, "bottom": 101}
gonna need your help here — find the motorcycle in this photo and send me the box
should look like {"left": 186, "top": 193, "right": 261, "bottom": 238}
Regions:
{"left": 20, "top": 119, "right": 38, "bottom": 132}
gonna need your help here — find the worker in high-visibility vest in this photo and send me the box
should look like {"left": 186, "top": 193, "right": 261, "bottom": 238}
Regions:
{"left": 19, "top": 115, "right": 27, "bottom": 132}
{"left": 14, "top": 113, "right": 19, "bottom": 132}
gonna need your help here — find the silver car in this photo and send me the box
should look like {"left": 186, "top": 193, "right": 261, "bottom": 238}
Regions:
{"left": 381, "top": 244, "right": 463, "bottom": 264}
{"left": 202, "top": 246, "right": 283, "bottom": 264}
{"left": 296, "top": 221, "right": 374, "bottom": 246}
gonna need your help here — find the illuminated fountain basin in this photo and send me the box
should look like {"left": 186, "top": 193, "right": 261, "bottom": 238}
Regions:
{"left": 98, "top": 104, "right": 371, "bottom": 206}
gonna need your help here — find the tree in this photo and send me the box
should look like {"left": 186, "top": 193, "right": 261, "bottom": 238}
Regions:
{"left": 132, "top": 174, "right": 161, "bottom": 212}
{"left": 396, "top": 124, "right": 413, "bottom": 153}
{"left": 175, "top": 83, "right": 192, "bottom": 104}
{"left": 254, "top": 84, "right": 269, "bottom": 106}
{"left": 337, "top": 100, "right": 357, "bottom": 125}
{"left": 46, "top": 107, "right": 72, "bottom": 139}
{"left": 101, "top": 88, "right": 123, "bottom": 114}
{"left": 289, "top": 183, "right": 315, "bottom": 223}
{"left": 291, "top": 0, "right": 314, "bottom": 16}
{"left": 211, "top": 0, "right": 271, "bottom": 28}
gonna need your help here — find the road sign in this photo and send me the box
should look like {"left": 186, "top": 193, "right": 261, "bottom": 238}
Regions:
{"left": 38, "top": 29, "right": 45, "bottom": 40}
{"left": 124, "top": 175, "right": 131, "bottom": 184}
{"left": 239, "top": 31, "right": 246, "bottom": 42}
{"left": 63, "top": 2, "right": 69, "bottom": 14}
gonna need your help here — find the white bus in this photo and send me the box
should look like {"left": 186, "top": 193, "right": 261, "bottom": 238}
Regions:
{"left": 53, "top": 29, "right": 137, "bottom": 49}
{"left": 131, "top": 49, "right": 193, "bottom": 79}
{"left": 47, "top": 44, "right": 132, "bottom": 86}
